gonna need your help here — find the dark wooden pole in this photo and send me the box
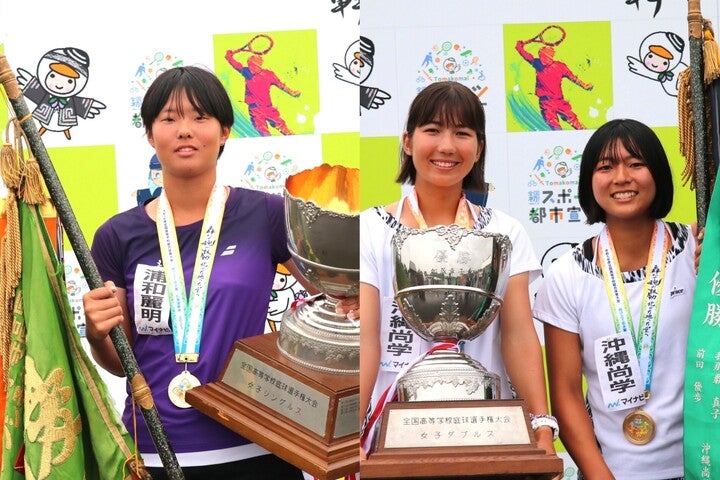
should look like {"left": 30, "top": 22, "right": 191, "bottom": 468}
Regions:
{"left": 0, "top": 54, "right": 184, "bottom": 480}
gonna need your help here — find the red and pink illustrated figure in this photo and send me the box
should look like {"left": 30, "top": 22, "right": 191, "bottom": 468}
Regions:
{"left": 515, "top": 25, "right": 593, "bottom": 130}
{"left": 226, "top": 35, "right": 301, "bottom": 136}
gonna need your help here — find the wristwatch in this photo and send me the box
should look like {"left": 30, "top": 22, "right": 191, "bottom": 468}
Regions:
{"left": 529, "top": 413, "right": 559, "bottom": 441}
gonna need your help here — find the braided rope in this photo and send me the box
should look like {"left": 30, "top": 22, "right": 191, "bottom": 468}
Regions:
{"left": 0, "top": 192, "right": 20, "bottom": 387}
{"left": 678, "top": 68, "right": 696, "bottom": 188}
{"left": 0, "top": 102, "right": 52, "bottom": 387}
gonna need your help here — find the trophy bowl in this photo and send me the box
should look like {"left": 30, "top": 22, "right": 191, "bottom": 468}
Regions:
{"left": 284, "top": 166, "right": 359, "bottom": 272}
{"left": 277, "top": 164, "right": 360, "bottom": 374}
{"left": 392, "top": 224, "right": 512, "bottom": 342}
{"left": 288, "top": 244, "right": 359, "bottom": 299}
{"left": 391, "top": 224, "right": 512, "bottom": 401}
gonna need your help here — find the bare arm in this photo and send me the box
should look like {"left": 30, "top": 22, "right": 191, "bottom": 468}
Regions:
{"left": 83, "top": 281, "right": 133, "bottom": 377}
{"left": 359, "top": 281, "right": 381, "bottom": 424}
{"left": 544, "top": 323, "right": 615, "bottom": 479}
{"left": 692, "top": 222, "right": 702, "bottom": 273}
{"left": 500, "top": 272, "right": 555, "bottom": 454}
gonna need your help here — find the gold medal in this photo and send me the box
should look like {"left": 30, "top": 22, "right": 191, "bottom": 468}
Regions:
{"left": 168, "top": 370, "right": 201, "bottom": 409}
{"left": 623, "top": 408, "right": 656, "bottom": 445}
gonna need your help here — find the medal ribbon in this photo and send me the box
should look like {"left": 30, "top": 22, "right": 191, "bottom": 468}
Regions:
{"left": 407, "top": 187, "right": 473, "bottom": 229}
{"left": 157, "top": 184, "right": 226, "bottom": 363}
{"left": 598, "top": 220, "right": 668, "bottom": 394}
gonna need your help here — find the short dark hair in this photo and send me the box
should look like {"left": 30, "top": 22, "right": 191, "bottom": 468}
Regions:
{"left": 141, "top": 65, "right": 234, "bottom": 158}
{"left": 578, "top": 118, "right": 673, "bottom": 224}
{"left": 396, "top": 81, "right": 486, "bottom": 190}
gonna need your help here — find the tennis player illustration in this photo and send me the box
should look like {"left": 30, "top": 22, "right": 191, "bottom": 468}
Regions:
{"left": 627, "top": 31, "right": 686, "bottom": 97}
{"left": 15, "top": 47, "right": 106, "bottom": 140}
{"left": 333, "top": 36, "right": 391, "bottom": 112}
{"left": 515, "top": 25, "right": 593, "bottom": 130}
{"left": 226, "top": 34, "right": 300, "bottom": 136}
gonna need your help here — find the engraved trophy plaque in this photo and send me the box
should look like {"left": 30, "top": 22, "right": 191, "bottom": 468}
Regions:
{"left": 187, "top": 164, "right": 360, "bottom": 480}
{"left": 361, "top": 224, "right": 562, "bottom": 479}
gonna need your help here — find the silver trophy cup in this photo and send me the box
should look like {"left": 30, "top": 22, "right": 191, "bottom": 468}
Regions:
{"left": 276, "top": 183, "right": 359, "bottom": 375}
{"left": 392, "top": 224, "right": 511, "bottom": 401}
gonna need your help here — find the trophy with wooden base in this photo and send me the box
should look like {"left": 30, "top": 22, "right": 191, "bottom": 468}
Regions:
{"left": 360, "top": 224, "right": 563, "bottom": 479}
{"left": 187, "top": 164, "right": 360, "bottom": 480}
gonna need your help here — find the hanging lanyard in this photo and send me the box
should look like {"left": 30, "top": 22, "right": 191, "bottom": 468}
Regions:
{"left": 156, "top": 184, "right": 226, "bottom": 363}
{"left": 597, "top": 220, "right": 669, "bottom": 394}
{"left": 406, "top": 187, "right": 473, "bottom": 229}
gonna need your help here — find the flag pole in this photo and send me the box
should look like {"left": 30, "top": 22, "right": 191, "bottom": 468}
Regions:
{"left": 0, "top": 54, "right": 185, "bottom": 480}
{"left": 688, "top": 0, "right": 710, "bottom": 227}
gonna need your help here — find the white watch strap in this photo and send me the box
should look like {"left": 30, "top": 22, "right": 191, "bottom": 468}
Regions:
{"left": 529, "top": 413, "right": 559, "bottom": 441}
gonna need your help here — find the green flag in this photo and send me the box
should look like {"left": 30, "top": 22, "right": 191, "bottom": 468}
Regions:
{"left": 1, "top": 199, "right": 144, "bottom": 480}
{"left": 684, "top": 176, "right": 720, "bottom": 478}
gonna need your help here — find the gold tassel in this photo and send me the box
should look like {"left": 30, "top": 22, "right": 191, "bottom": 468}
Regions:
{"left": 0, "top": 119, "right": 25, "bottom": 388}
{"left": 704, "top": 20, "right": 720, "bottom": 84}
{"left": 20, "top": 157, "right": 47, "bottom": 206}
{"left": 0, "top": 142, "right": 20, "bottom": 191}
{"left": 0, "top": 143, "right": 19, "bottom": 190}
{"left": 677, "top": 68, "right": 696, "bottom": 188}
{"left": 3, "top": 116, "right": 50, "bottom": 207}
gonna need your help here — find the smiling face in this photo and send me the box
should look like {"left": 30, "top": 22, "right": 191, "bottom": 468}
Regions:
{"left": 643, "top": 51, "right": 670, "bottom": 73}
{"left": 396, "top": 82, "right": 487, "bottom": 191}
{"left": 578, "top": 119, "right": 673, "bottom": 224}
{"left": 37, "top": 58, "right": 89, "bottom": 97}
{"left": 403, "top": 118, "right": 483, "bottom": 191}
{"left": 147, "top": 91, "right": 230, "bottom": 181}
{"left": 44, "top": 70, "right": 78, "bottom": 96}
{"left": 591, "top": 140, "right": 656, "bottom": 225}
